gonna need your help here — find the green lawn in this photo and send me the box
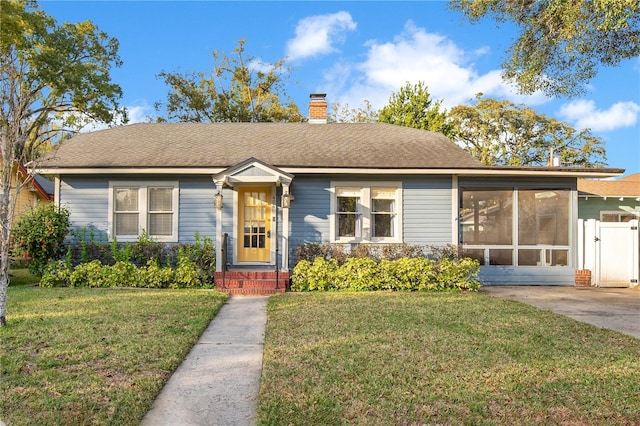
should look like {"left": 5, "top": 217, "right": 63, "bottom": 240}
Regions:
{"left": 258, "top": 292, "right": 640, "bottom": 425}
{"left": 0, "top": 286, "right": 227, "bottom": 425}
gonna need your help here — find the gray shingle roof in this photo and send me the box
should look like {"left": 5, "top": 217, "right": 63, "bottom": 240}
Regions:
{"left": 41, "top": 122, "right": 483, "bottom": 169}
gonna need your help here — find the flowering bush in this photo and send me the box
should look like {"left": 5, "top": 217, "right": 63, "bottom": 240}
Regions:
{"left": 12, "top": 204, "right": 70, "bottom": 275}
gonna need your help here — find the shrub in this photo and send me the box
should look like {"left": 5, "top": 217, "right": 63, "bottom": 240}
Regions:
{"left": 40, "top": 260, "right": 72, "bottom": 288}
{"left": 172, "top": 247, "right": 203, "bottom": 288}
{"left": 103, "top": 261, "right": 140, "bottom": 287}
{"left": 12, "top": 204, "right": 70, "bottom": 275}
{"left": 69, "top": 260, "right": 107, "bottom": 288}
{"left": 140, "top": 259, "right": 174, "bottom": 288}
{"left": 291, "top": 255, "right": 480, "bottom": 292}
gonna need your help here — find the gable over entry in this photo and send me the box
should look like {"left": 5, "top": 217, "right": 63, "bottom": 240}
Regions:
{"left": 212, "top": 158, "right": 294, "bottom": 271}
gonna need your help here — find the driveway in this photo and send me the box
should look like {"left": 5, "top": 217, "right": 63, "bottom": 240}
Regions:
{"left": 480, "top": 286, "right": 640, "bottom": 339}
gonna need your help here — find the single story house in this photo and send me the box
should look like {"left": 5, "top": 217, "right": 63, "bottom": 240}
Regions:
{"left": 39, "top": 95, "right": 623, "bottom": 293}
{"left": 578, "top": 173, "right": 640, "bottom": 222}
{"left": 576, "top": 174, "right": 639, "bottom": 287}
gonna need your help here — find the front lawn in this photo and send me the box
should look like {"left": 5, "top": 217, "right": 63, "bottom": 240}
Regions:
{"left": 0, "top": 286, "right": 227, "bottom": 425}
{"left": 259, "top": 292, "right": 640, "bottom": 425}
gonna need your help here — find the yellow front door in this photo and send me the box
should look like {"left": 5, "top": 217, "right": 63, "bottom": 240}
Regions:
{"left": 238, "top": 187, "right": 272, "bottom": 262}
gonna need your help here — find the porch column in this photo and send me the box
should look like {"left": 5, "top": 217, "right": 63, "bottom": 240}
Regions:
{"left": 214, "top": 179, "right": 224, "bottom": 272}
{"left": 281, "top": 183, "right": 291, "bottom": 270}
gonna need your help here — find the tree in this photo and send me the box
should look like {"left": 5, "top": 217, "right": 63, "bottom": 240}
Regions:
{"left": 329, "top": 100, "right": 379, "bottom": 123}
{"left": 450, "top": 0, "right": 640, "bottom": 97}
{"left": 378, "top": 82, "right": 454, "bottom": 138}
{"left": 448, "top": 94, "right": 607, "bottom": 167}
{"left": 1, "top": 0, "right": 124, "bottom": 326}
{"left": 155, "top": 39, "right": 304, "bottom": 123}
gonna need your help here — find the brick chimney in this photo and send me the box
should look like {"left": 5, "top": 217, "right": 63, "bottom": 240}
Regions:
{"left": 308, "top": 93, "right": 327, "bottom": 124}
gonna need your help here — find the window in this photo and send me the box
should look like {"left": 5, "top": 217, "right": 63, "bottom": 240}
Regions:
{"left": 601, "top": 211, "right": 636, "bottom": 222}
{"left": 109, "top": 182, "right": 178, "bottom": 242}
{"left": 460, "top": 188, "right": 571, "bottom": 267}
{"left": 331, "top": 182, "right": 401, "bottom": 243}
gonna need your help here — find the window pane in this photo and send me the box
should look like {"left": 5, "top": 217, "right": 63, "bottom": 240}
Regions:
{"left": 372, "top": 188, "right": 396, "bottom": 198}
{"left": 149, "top": 188, "right": 172, "bottom": 211}
{"left": 115, "top": 213, "right": 138, "bottom": 235}
{"left": 601, "top": 213, "right": 619, "bottom": 222}
{"left": 338, "top": 213, "right": 358, "bottom": 237}
{"left": 518, "top": 249, "right": 540, "bottom": 266}
{"left": 373, "top": 213, "right": 393, "bottom": 237}
{"left": 373, "top": 199, "right": 393, "bottom": 212}
{"left": 338, "top": 196, "right": 358, "bottom": 213}
{"left": 115, "top": 188, "right": 138, "bottom": 211}
{"left": 489, "top": 249, "right": 512, "bottom": 265}
{"left": 462, "top": 249, "right": 485, "bottom": 265}
{"left": 518, "top": 189, "right": 569, "bottom": 245}
{"left": 149, "top": 213, "right": 172, "bottom": 236}
{"left": 461, "top": 189, "right": 513, "bottom": 245}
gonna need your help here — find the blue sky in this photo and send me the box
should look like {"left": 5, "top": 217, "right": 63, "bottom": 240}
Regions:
{"left": 41, "top": 1, "right": 640, "bottom": 175}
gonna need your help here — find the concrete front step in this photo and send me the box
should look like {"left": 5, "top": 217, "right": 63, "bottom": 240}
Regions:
{"left": 214, "top": 271, "right": 289, "bottom": 295}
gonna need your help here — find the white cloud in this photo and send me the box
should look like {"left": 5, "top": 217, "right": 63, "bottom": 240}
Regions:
{"left": 286, "top": 11, "right": 356, "bottom": 61}
{"left": 325, "top": 21, "right": 546, "bottom": 110}
{"left": 558, "top": 100, "right": 640, "bottom": 132}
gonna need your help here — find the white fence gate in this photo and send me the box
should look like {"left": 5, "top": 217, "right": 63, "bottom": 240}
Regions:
{"left": 578, "top": 219, "right": 639, "bottom": 287}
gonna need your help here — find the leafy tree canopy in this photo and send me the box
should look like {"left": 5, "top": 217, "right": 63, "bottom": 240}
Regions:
{"left": 329, "top": 100, "right": 379, "bottom": 123}
{"left": 450, "top": 0, "right": 640, "bottom": 97}
{"left": 155, "top": 39, "right": 304, "bottom": 123}
{"left": 1, "top": 0, "right": 124, "bottom": 326}
{"left": 448, "top": 94, "right": 607, "bottom": 167}
{"left": 378, "top": 82, "right": 454, "bottom": 138}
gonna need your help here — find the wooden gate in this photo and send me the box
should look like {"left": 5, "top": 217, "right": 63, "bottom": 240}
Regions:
{"left": 578, "top": 219, "right": 639, "bottom": 287}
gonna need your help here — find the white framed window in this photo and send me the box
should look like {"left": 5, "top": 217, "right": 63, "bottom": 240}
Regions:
{"left": 600, "top": 210, "right": 636, "bottom": 223}
{"left": 109, "top": 181, "right": 179, "bottom": 242}
{"left": 330, "top": 182, "right": 402, "bottom": 243}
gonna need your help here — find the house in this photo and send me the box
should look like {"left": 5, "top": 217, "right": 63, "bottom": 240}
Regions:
{"left": 39, "top": 94, "right": 623, "bottom": 293}
{"left": 576, "top": 174, "right": 639, "bottom": 287}
{"left": 1, "top": 159, "right": 54, "bottom": 226}
{"left": 578, "top": 173, "right": 640, "bottom": 222}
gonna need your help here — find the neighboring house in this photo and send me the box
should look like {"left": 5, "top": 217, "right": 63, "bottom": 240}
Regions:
{"left": 578, "top": 173, "right": 640, "bottom": 222}
{"left": 576, "top": 174, "right": 640, "bottom": 287}
{"left": 39, "top": 94, "right": 623, "bottom": 292}
{"left": 1, "top": 159, "right": 54, "bottom": 226}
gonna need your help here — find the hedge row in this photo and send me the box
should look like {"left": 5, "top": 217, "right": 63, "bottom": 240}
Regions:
{"left": 40, "top": 258, "right": 211, "bottom": 289}
{"left": 291, "top": 257, "right": 481, "bottom": 292}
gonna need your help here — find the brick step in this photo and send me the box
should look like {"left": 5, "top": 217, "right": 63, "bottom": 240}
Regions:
{"left": 214, "top": 271, "right": 290, "bottom": 295}
{"left": 220, "top": 287, "right": 286, "bottom": 295}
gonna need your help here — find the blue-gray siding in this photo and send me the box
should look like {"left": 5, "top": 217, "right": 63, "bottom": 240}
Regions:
{"left": 58, "top": 173, "right": 580, "bottom": 285}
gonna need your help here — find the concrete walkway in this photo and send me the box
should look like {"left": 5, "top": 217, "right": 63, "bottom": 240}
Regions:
{"left": 481, "top": 286, "right": 640, "bottom": 339}
{"left": 141, "top": 296, "right": 268, "bottom": 426}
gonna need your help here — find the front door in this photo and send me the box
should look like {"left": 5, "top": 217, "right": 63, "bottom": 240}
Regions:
{"left": 238, "top": 187, "right": 272, "bottom": 262}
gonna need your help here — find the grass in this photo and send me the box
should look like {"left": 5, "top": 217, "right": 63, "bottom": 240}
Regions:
{"left": 258, "top": 292, "right": 640, "bottom": 426}
{"left": 8, "top": 267, "right": 40, "bottom": 286}
{"left": 0, "top": 285, "right": 227, "bottom": 425}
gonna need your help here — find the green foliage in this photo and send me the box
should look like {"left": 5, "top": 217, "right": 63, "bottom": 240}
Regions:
{"left": 329, "top": 100, "right": 379, "bottom": 123}
{"left": 140, "top": 259, "right": 174, "bottom": 288}
{"left": 131, "top": 230, "right": 164, "bottom": 266}
{"left": 291, "top": 255, "right": 481, "bottom": 292}
{"left": 448, "top": 94, "right": 607, "bottom": 166}
{"left": 378, "top": 81, "right": 454, "bottom": 137}
{"left": 450, "top": 0, "right": 640, "bottom": 97}
{"left": 40, "top": 231, "right": 215, "bottom": 289}
{"left": 69, "top": 260, "right": 106, "bottom": 288}
{"left": 172, "top": 247, "right": 203, "bottom": 288}
{"left": 155, "top": 38, "right": 304, "bottom": 123}
{"left": 11, "top": 204, "right": 70, "bottom": 275}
